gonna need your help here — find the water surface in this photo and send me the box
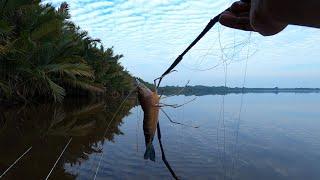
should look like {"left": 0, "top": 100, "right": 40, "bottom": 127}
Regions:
{"left": 1, "top": 93, "right": 320, "bottom": 180}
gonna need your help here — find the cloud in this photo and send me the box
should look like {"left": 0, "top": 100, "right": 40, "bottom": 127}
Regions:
{"left": 43, "top": 0, "right": 320, "bottom": 87}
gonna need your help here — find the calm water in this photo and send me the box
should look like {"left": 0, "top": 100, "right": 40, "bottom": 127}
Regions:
{"left": 1, "top": 93, "right": 320, "bottom": 180}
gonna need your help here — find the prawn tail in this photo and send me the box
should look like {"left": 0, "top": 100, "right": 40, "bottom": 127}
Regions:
{"left": 144, "top": 143, "right": 155, "bottom": 161}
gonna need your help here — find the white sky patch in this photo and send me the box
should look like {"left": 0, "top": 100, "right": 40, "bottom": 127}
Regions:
{"left": 43, "top": 0, "right": 320, "bottom": 87}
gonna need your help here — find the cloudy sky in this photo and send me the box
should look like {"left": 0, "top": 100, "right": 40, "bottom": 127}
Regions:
{"left": 43, "top": 0, "right": 320, "bottom": 88}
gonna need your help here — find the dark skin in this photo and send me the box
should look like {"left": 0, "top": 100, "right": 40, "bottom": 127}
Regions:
{"left": 219, "top": 0, "right": 320, "bottom": 36}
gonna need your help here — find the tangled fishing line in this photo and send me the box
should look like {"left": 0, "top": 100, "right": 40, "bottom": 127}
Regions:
{"left": 152, "top": 1, "right": 255, "bottom": 179}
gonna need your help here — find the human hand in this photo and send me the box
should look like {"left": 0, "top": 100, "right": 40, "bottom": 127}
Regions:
{"left": 219, "top": 0, "right": 288, "bottom": 36}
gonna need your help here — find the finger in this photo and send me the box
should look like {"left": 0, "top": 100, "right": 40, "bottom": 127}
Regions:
{"left": 219, "top": 12, "right": 237, "bottom": 27}
{"left": 241, "top": 0, "right": 251, "bottom": 3}
{"left": 219, "top": 12, "right": 254, "bottom": 31}
{"left": 238, "top": 12, "right": 250, "bottom": 18}
{"left": 232, "top": 20, "right": 255, "bottom": 31}
{"left": 230, "top": 1, "right": 250, "bottom": 14}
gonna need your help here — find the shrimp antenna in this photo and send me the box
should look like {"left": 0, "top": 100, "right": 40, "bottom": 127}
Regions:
{"left": 160, "top": 80, "right": 190, "bottom": 99}
{"left": 160, "top": 108, "right": 199, "bottom": 128}
{"left": 159, "top": 97, "right": 196, "bottom": 109}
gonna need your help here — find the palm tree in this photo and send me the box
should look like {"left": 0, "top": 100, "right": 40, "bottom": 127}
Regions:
{"left": 0, "top": 1, "right": 134, "bottom": 103}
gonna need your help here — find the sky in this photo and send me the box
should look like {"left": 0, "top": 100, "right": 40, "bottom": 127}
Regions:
{"left": 43, "top": 0, "right": 320, "bottom": 88}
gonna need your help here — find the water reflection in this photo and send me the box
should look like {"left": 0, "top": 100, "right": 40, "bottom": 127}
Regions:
{"left": 0, "top": 112, "right": 5, "bottom": 132}
{"left": 1, "top": 94, "right": 320, "bottom": 179}
{"left": 0, "top": 97, "right": 136, "bottom": 179}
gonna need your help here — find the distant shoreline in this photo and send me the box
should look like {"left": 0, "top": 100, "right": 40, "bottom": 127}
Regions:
{"left": 158, "top": 86, "right": 320, "bottom": 96}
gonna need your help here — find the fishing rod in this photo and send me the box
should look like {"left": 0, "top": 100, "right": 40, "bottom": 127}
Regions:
{"left": 156, "top": 0, "right": 251, "bottom": 88}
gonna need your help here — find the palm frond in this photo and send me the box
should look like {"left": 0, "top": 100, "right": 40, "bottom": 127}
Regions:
{"left": 1, "top": 0, "right": 35, "bottom": 11}
{"left": 0, "top": 80, "right": 11, "bottom": 98}
{"left": 31, "top": 19, "right": 62, "bottom": 40}
{"left": 0, "top": 20, "right": 12, "bottom": 34}
{"left": 0, "top": 0, "right": 134, "bottom": 103}
{"left": 63, "top": 78, "right": 105, "bottom": 93}
{"left": 46, "top": 77, "right": 66, "bottom": 102}
{"left": 45, "top": 63, "right": 94, "bottom": 78}
{"left": 49, "top": 108, "right": 66, "bottom": 128}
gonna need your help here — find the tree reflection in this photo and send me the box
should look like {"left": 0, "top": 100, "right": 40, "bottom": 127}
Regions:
{"left": 0, "top": 97, "right": 136, "bottom": 179}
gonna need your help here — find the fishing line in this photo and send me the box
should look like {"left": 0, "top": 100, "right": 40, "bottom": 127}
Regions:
{"left": 182, "top": 26, "right": 236, "bottom": 71}
{"left": 0, "top": 146, "right": 32, "bottom": 179}
{"left": 218, "top": 25, "right": 232, "bottom": 67}
{"left": 216, "top": 93, "right": 223, "bottom": 165}
{"left": 93, "top": 87, "right": 137, "bottom": 180}
{"left": 231, "top": 32, "right": 251, "bottom": 180}
{"left": 215, "top": 53, "right": 229, "bottom": 178}
{"left": 95, "top": 97, "right": 129, "bottom": 176}
{"left": 181, "top": 43, "right": 250, "bottom": 72}
{"left": 136, "top": 97, "right": 140, "bottom": 153}
{"left": 215, "top": 32, "right": 226, "bottom": 169}
{"left": 218, "top": 30, "right": 253, "bottom": 180}
{"left": 156, "top": 10, "right": 225, "bottom": 88}
{"left": 181, "top": 43, "right": 251, "bottom": 72}
{"left": 157, "top": 4, "right": 251, "bottom": 86}
{"left": 222, "top": 61, "right": 227, "bottom": 180}
{"left": 181, "top": 48, "right": 242, "bottom": 72}
{"left": 217, "top": 21, "right": 245, "bottom": 179}
{"left": 192, "top": 38, "right": 219, "bottom": 68}
{"left": 159, "top": 80, "right": 190, "bottom": 98}
{"left": 151, "top": 1, "right": 253, "bottom": 179}
{"left": 181, "top": 31, "right": 252, "bottom": 73}
{"left": 45, "top": 137, "right": 73, "bottom": 180}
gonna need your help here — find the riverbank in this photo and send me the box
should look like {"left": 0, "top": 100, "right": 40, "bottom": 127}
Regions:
{"left": 159, "top": 85, "right": 320, "bottom": 96}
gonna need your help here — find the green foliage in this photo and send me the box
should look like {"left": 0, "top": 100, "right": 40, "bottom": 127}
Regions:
{"left": 0, "top": 1, "right": 134, "bottom": 103}
{"left": 0, "top": 80, "right": 11, "bottom": 98}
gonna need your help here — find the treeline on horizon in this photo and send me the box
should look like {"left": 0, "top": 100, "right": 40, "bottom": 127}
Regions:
{"left": 159, "top": 85, "right": 320, "bottom": 96}
{"left": 0, "top": 0, "right": 136, "bottom": 104}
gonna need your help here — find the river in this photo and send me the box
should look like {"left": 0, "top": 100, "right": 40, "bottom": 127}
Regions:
{"left": 0, "top": 93, "right": 320, "bottom": 180}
